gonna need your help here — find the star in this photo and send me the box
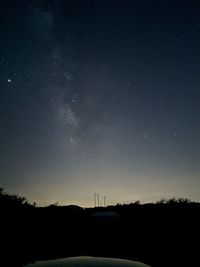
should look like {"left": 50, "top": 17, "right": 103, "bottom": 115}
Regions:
{"left": 7, "top": 79, "right": 11, "bottom": 83}
{"left": 69, "top": 138, "right": 75, "bottom": 144}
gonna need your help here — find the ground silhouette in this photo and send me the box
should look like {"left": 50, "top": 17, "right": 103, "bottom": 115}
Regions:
{"left": 0, "top": 188, "right": 199, "bottom": 267}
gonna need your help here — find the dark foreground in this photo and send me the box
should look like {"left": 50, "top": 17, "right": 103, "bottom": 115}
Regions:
{"left": 1, "top": 193, "right": 200, "bottom": 267}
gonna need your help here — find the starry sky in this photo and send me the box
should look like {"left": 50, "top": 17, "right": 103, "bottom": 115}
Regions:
{"left": 0, "top": 0, "right": 200, "bottom": 206}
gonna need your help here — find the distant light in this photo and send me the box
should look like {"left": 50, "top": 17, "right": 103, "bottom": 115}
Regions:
{"left": 7, "top": 79, "right": 11, "bottom": 83}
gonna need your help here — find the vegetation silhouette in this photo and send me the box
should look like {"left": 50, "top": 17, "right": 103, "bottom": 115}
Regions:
{"left": 0, "top": 188, "right": 199, "bottom": 267}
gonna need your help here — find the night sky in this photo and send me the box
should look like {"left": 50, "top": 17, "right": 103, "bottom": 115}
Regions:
{"left": 1, "top": 0, "right": 200, "bottom": 206}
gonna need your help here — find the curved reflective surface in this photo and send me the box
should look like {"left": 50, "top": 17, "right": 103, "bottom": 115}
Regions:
{"left": 25, "top": 256, "right": 151, "bottom": 267}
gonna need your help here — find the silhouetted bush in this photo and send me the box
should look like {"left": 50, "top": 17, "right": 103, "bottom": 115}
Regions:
{"left": 156, "top": 197, "right": 192, "bottom": 205}
{"left": 0, "top": 187, "right": 31, "bottom": 208}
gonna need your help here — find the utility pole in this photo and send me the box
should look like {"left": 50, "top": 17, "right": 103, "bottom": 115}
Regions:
{"left": 103, "top": 196, "right": 106, "bottom": 207}
{"left": 94, "top": 193, "right": 96, "bottom": 207}
{"left": 94, "top": 193, "right": 106, "bottom": 207}
{"left": 97, "top": 193, "right": 100, "bottom": 207}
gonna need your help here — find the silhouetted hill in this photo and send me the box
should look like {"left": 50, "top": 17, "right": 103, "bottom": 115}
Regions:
{"left": 0, "top": 188, "right": 200, "bottom": 267}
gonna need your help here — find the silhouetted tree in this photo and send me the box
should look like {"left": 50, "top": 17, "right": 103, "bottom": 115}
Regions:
{"left": 0, "top": 187, "right": 30, "bottom": 208}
